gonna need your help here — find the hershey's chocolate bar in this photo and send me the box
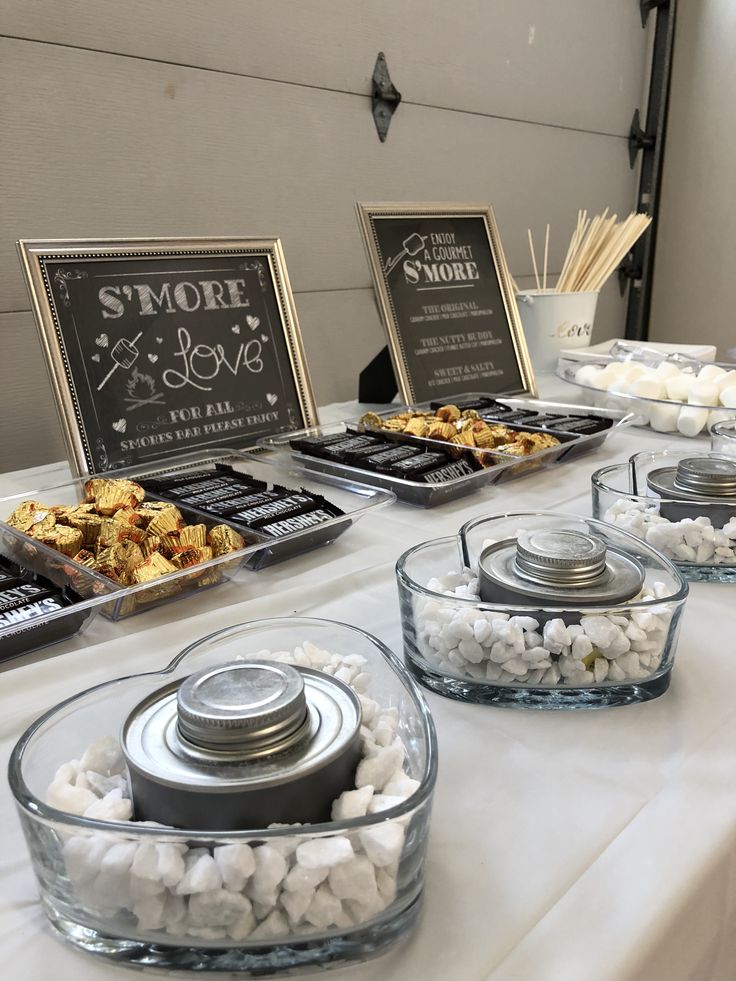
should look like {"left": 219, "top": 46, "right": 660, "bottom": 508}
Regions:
{"left": 429, "top": 396, "right": 497, "bottom": 412}
{"left": 149, "top": 469, "right": 218, "bottom": 489}
{"left": 163, "top": 477, "right": 237, "bottom": 498}
{"left": 204, "top": 489, "right": 286, "bottom": 517}
{"left": 259, "top": 508, "right": 336, "bottom": 538}
{"left": 0, "top": 582, "right": 55, "bottom": 614}
{"left": 534, "top": 415, "right": 611, "bottom": 434}
{"left": 386, "top": 452, "right": 451, "bottom": 479}
{"left": 0, "top": 593, "right": 67, "bottom": 630}
{"left": 320, "top": 436, "right": 382, "bottom": 461}
{"left": 420, "top": 458, "right": 477, "bottom": 484}
{"left": 364, "top": 445, "right": 422, "bottom": 471}
{"left": 480, "top": 409, "right": 539, "bottom": 424}
{"left": 229, "top": 493, "right": 319, "bottom": 528}
{"left": 290, "top": 432, "right": 353, "bottom": 454}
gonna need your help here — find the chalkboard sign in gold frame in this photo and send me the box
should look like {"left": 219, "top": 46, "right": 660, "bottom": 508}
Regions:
{"left": 357, "top": 202, "right": 536, "bottom": 404}
{"left": 18, "top": 237, "right": 318, "bottom": 477}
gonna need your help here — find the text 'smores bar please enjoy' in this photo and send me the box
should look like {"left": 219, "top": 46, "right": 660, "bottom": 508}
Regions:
{"left": 17, "top": 238, "right": 317, "bottom": 476}
{"left": 357, "top": 203, "right": 536, "bottom": 404}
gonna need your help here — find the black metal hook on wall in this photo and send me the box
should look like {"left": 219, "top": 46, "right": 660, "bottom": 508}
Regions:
{"left": 372, "top": 52, "right": 402, "bottom": 142}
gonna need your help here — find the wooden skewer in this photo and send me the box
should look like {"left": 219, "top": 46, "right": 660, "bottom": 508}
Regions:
{"left": 527, "top": 228, "right": 541, "bottom": 291}
{"left": 543, "top": 223, "right": 550, "bottom": 292}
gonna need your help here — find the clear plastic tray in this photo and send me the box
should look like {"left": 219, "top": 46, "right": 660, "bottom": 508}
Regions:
{"left": 557, "top": 353, "right": 736, "bottom": 436}
{"left": 0, "top": 449, "right": 394, "bottom": 623}
{"left": 260, "top": 394, "right": 633, "bottom": 507}
{"left": 0, "top": 523, "right": 119, "bottom": 664}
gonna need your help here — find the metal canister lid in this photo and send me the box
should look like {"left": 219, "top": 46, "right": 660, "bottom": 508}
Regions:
{"left": 122, "top": 661, "right": 362, "bottom": 791}
{"left": 515, "top": 530, "right": 607, "bottom": 586}
{"left": 648, "top": 456, "right": 736, "bottom": 502}
{"left": 478, "top": 530, "right": 644, "bottom": 607}
{"left": 176, "top": 662, "right": 309, "bottom": 755}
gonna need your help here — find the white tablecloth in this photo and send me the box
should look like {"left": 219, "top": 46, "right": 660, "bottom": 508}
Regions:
{"left": 2, "top": 389, "right": 735, "bottom": 981}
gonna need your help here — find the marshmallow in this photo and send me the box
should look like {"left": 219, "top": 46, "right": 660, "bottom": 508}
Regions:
{"left": 677, "top": 405, "right": 709, "bottom": 437}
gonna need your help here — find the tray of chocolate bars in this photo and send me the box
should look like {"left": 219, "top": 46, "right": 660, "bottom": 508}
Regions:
{"left": 0, "top": 449, "right": 393, "bottom": 622}
{"left": 0, "top": 522, "right": 118, "bottom": 662}
{"left": 259, "top": 394, "right": 634, "bottom": 507}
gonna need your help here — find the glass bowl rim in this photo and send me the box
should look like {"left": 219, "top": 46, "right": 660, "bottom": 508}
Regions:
{"left": 395, "top": 510, "right": 689, "bottom": 609}
{"left": 592, "top": 450, "right": 736, "bottom": 510}
{"left": 7, "top": 616, "right": 438, "bottom": 840}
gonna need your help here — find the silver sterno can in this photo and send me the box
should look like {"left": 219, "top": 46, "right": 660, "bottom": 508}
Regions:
{"left": 122, "top": 660, "right": 362, "bottom": 831}
{"left": 647, "top": 456, "right": 736, "bottom": 524}
{"left": 478, "top": 528, "right": 644, "bottom": 619}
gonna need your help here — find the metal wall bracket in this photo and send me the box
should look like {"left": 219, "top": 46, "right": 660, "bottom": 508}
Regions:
{"left": 640, "top": 0, "right": 669, "bottom": 28}
{"left": 628, "top": 108, "right": 656, "bottom": 167}
{"left": 624, "top": 0, "right": 677, "bottom": 341}
{"left": 618, "top": 255, "right": 643, "bottom": 295}
{"left": 372, "top": 52, "right": 401, "bottom": 142}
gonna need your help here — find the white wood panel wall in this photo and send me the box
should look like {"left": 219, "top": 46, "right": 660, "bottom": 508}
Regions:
{"left": 0, "top": 1, "right": 648, "bottom": 469}
{"left": 649, "top": 1, "right": 736, "bottom": 359}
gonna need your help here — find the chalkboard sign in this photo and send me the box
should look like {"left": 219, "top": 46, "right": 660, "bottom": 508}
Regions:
{"left": 357, "top": 203, "right": 536, "bottom": 404}
{"left": 18, "top": 238, "right": 317, "bottom": 476}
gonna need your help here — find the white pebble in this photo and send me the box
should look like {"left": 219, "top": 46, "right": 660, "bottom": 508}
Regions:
{"left": 176, "top": 851, "right": 222, "bottom": 895}
{"left": 542, "top": 618, "right": 571, "bottom": 653}
{"left": 79, "top": 736, "right": 124, "bottom": 776}
{"left": 331, "top": 785, "right": 374, "bottom": 821}
{"left": 247, "top": 844, "right": 287, "bottom": 903}
{"left": 304, "top": 884, "right": 343, "bottom": 929}
{"left": 188, "top": 889, "right": 251, "bottom": 928}
{"left": 214, "top": 843, "right": 255, "bottom": 892}
{"left": 296, "top": 836, "right": 354, "bottom": 869}
{"left": 359, "top": 822, "right": 405, "bottom": 867}
{"left": 250, "top": 909, "right": 289, "bottom": 940}
{"left": 83, "top": 789, "right": 132, "bottom": 822}
{"left": 328, "top": 855, "right": 378, "bottom": 902}
{"left": 355, "top": 743, "right": 404, "bottom": 792}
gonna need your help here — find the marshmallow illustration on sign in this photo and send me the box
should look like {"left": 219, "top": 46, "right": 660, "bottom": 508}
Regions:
{"left": 574, "top": 358, "right": 736, "bottom": 436}
{"left": 45, "top": 642, "right": 418, "bottom": 941}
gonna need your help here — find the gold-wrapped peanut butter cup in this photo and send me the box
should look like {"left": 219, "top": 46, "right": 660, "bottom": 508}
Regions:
{"left": 207, "top": 524, "right": 245, "bottom": 556}
{"left": 39, "top": 525, "right": 83, "bottom": 558}
{"left": 6, "top": 501, "right": 54, "bottom": 534}
{"left": 180, "top": 524, "right": 208, "bottom": 548}
{"left": 404, "top": 417, "right": 429, "bottom": 437}
{"left": 132, "top": 551, "right": 178, "bottom": 584}
{"left": 147, "top": 505, "right": 184, "bottom": 536}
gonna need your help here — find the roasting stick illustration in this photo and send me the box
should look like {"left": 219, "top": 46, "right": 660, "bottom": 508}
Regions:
{"left": 97, "top": 332, "right": 144, "bottom": 391}
{"left": 384, "top": 233, "right": 428, "bottom": 276}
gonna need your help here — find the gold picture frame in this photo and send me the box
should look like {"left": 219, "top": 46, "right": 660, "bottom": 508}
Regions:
{"left": 356, "top": 202, "right": 536, "bottom": 403}
{"left": 17, "top": 237, "right": 318, "bottom": 476}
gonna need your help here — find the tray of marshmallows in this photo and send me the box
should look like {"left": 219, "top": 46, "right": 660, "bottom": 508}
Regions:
{"left": 557, "top": 341, "right": 736, "bottom": 437}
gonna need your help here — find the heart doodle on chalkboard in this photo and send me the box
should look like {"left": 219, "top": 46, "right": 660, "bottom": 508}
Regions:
{"left": 266, "top": 393, "right": 278, "bottom": 406}
{"left": 148, "top": 353, "right": 158, "bottom": 364}
{"left": 261, "top": 334, "right": 269, "bottom": 343}
{"left": 246, "top": 315, "right": 260, "bottom": 330}
{"left": 155, "top": 337, "right": 163, "bottom": 344}
{"left": 91, "top": 353, "right": 101, "bottom": 363}
{"left": 232, "top": 324, "right": 240, "bottom": 334}
{"left": 95, "top": 333, "right": 109, "bottom": 348}
{"left": 112, "top": 418, "right": 127, "bottom": 434}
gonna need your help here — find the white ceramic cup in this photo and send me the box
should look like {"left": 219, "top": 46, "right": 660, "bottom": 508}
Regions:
{"left": 516, "top": 290, "right": 599, "bottom": 374}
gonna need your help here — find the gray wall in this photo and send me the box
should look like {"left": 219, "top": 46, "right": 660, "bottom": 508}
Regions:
{"left": 650, "top": 0, "right": 736, "bottom": 359}
{"left": 0, "top": 1, "right": 649, "bottom": 469}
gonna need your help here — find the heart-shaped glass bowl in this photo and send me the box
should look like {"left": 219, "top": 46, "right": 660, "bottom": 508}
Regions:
{"left": 592, "top": 449, "right": 736, "bottom": 582}
{"left": 396, "top": 511, "right": 688, "bottom": 709}
{"left": 8, "top": 618, "right": 437, "bottom": 975}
